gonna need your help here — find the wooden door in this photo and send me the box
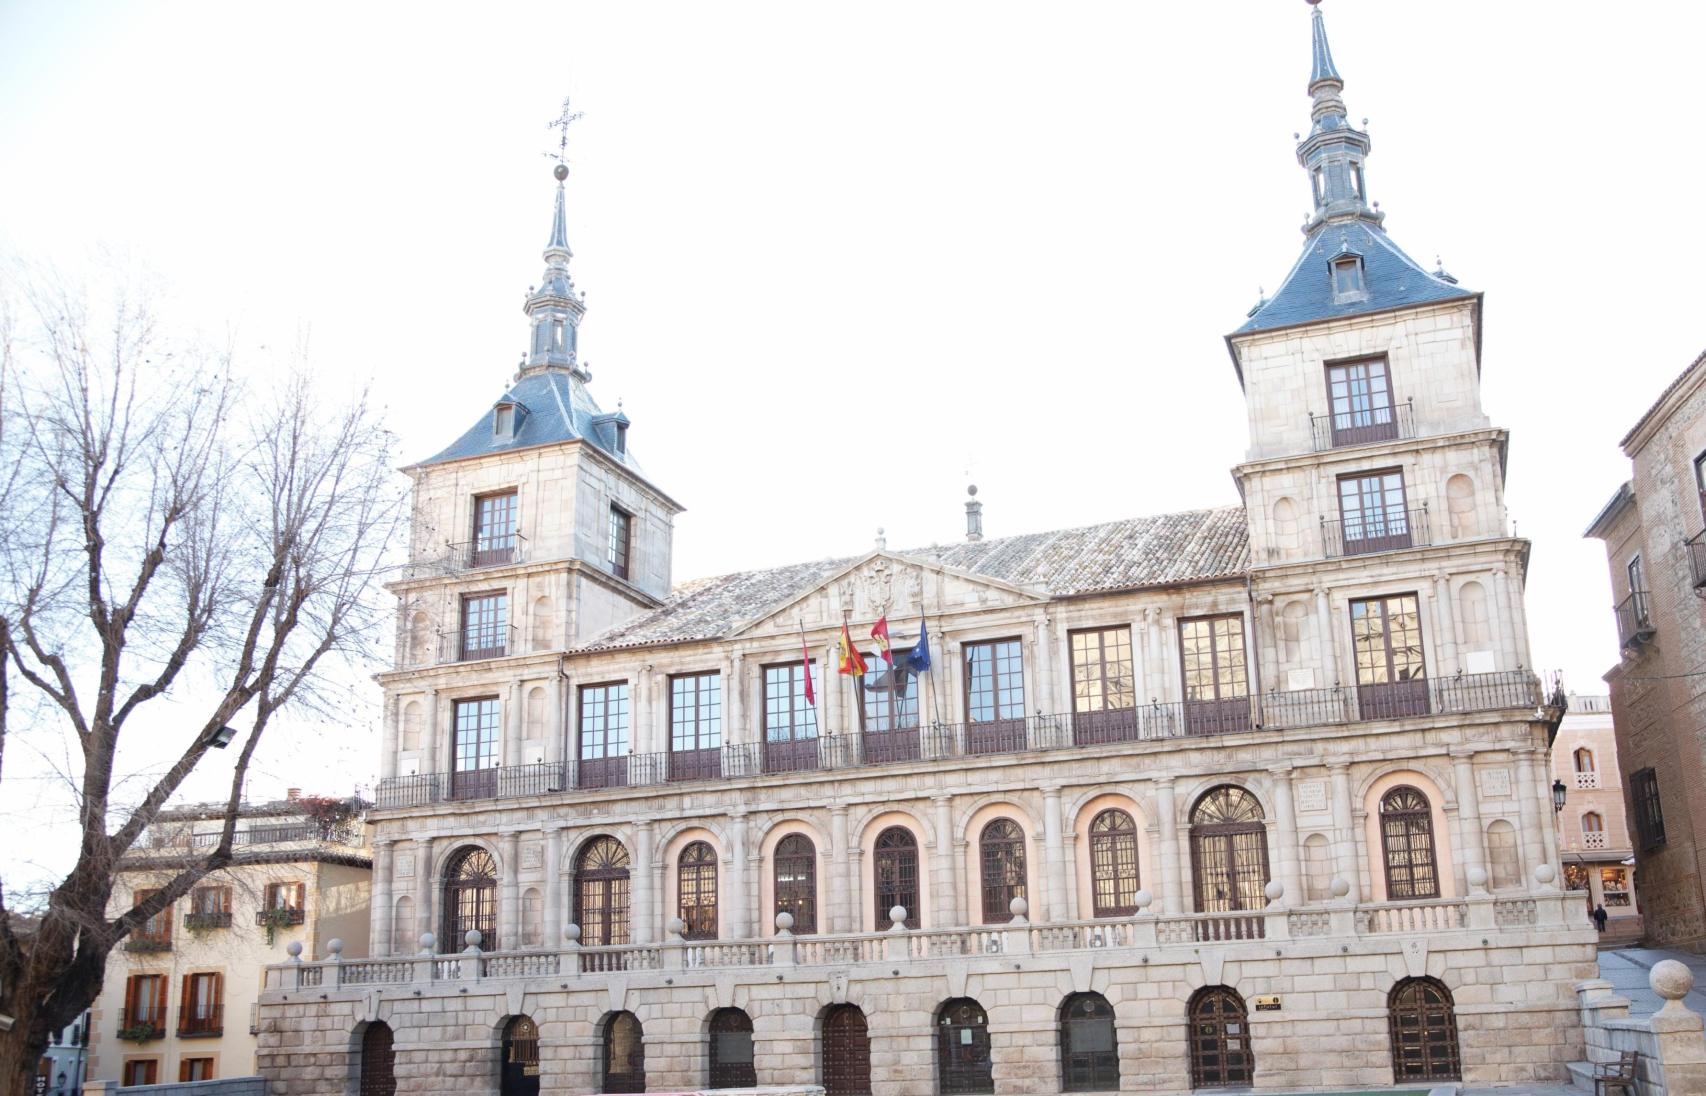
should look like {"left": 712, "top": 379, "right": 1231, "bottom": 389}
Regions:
{"left": 1189, "top": 987, "right": 1253, "bottom": 1088}
{"left": 359, "top": 1023, "right": 395, "bottom": 1096}
{"left": 1389, "top": 979, "right": 1462, "bottom": 1082}
{"left": 822, "top": 1005, "right": 871, "bottom": 1096}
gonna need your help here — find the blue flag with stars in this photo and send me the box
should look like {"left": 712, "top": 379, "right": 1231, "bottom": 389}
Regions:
{"left": 905, "top": 618, "right": 932, "bottom": 674}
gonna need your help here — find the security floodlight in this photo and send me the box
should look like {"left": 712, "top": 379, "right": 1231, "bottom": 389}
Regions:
{"left": 206, "top": 725, "right": 238, "bottom": 749}
{"left": 1551, "top": 778, "right": 1567, "bottom": 813}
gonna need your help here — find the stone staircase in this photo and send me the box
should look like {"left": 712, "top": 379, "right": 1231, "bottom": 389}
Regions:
{"left": 1564, "top": 951, "right": 1706, "bottom": 1095}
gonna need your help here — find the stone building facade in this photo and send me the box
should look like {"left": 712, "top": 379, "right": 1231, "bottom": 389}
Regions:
{"left": 256, "top": 7, "right": 1593, "bottom": 1094}
{"left": 1549, "top": 694, "right": 1641, "bottom": 933}
{"left": 1588, "top": 346, "right": 1706, "bottom": 952}
{"left": 89, "top": 795, "right": 370, "bottom": 1086}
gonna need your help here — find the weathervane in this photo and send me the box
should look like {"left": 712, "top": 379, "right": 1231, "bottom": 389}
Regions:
{"left": 545, "top": 96, "right": 584, "bottom": 177}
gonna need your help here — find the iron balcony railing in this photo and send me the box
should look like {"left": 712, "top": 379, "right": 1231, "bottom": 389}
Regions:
{"left": 184, "top": 911, "right": 233, "bottom": 930}
{"left": 438, "top": 624, "right": 517, "bottom": 663}
{"left": 448, "top": 533, "right": 528, "bottom": 571}
{"left": 1614, "top": 591, "right": 1655, "bottom": 649}
{"left": 117, "top": 1009, "right": 164, "bottom": 1040}
{"left": 255, "top": 908, "right": 306, "bottom": 927}
{"left": 177, "top": 1005, "right": 223, "bottom": 1038}
{"left": 1688, "top": 529, "right": 1706, "bottom": 593}
{"left": 1321, "top": 505, "right": 1430, "bottom": 558}
{"left": 376, "top": 671, "right": 1542, "bottom": 809}
{"left": 1309, "top": 397, "right": 1415, "bottom": 452}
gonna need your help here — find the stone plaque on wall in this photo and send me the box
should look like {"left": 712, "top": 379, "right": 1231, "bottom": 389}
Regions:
{"left": 521, "top": 842, "right": 544, "bottom": 869}
{"left": 1294, "top": 780, "right": 1328, "bottom": 814}
{"left": 1479, "top": 768, "right": 1512, "bottom": 798}
{"left": 395, "top": 853, "right": 415, "bottom": 879}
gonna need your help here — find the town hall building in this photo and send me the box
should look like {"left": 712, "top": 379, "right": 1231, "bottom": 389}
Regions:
{"left": 255, "top": 6, "right": 1593, "bottom": 1094}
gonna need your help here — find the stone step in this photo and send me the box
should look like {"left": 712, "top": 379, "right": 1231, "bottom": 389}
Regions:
{"left": 1565, "top": 1060, "right": 1598, "bottom": 1094}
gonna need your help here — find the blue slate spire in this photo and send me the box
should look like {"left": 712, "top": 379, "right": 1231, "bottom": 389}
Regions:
{"left": 524, "top": 162, "right": 588, "bottom": 377}
{"left": 1308, "top": 1, "right": 1341, "bottom": 89}
{"left": 548, "top": 176, "right": 570, "bottom": 252}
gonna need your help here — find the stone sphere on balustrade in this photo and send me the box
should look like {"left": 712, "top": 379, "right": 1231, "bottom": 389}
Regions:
{"left": 1534, "top": 864, "right": 1556, "bottom": 886}
{"left": 1465, "top": 866, "right": 1488, "bottom": 890}
{"left": 326, "top": 938, "right": 344, "bottom": 957}
{"left": 1009, "top": 897, "right": 1029, "bottom": 920}
{"left": 418, "top": 932, "right": 435, "bottom": 953}
{"left": 775, "top": 911, "right": 794, "bottom": 933}
{"left": 1264, "top": 881, "right": 1285, "bottom": 904}
{"left": 286, "top": 941, "right": 303, "bottom": 959}
{"left": 1133, "top": 889, "right": 1153, "bottom": 911}
{"left": 888, "top": 906, "right": 908, "bottom": 928}
{"left": 1651, "top": 959, "right": 1694, "bottom": 1002}
{"left": 464, "top": 929, "right": 483, "bottom": 949}
{"left": 563, "top": 923, "right": 581, "bottom": 944}
{"left": 667, "top": 917, "right": 686, "bottom": 937}
{"left": 1330, "top": 876, "right": 1351, "bottom": 898}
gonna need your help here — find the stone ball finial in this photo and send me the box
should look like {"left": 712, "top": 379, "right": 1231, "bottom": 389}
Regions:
{"left": 775, "top": 911, "right": 795, "bottom": 933}
{"left": 967, "top": 484, "right": 978, "bottom": 497}
{"left": 554, "top": 163, "right": 569, "bottom": 182}
{"left": 326, "top": 938, "right": 344, "bottom": 957}
{"left": 285, "top": 941, "right": 303, "bottom": 959}
{"left": 1330, "top": 876, "right": 1351, "bottom": 898}
{"left": 1465, "top": 866, "right": 1488, "bottom": 890}
{"left": 1008, "top": 896, "right": 1029, "bottom": 920}
{"left": 464, "top": 929, "right": 483, "bottom": 949}
{"left": 888, "top": 905, "right": 908, "bottom": 929}
{"left": 1133, "top": 889, "right": 1153, "bottom": 912}
{"left": 667, "top": 917, "right": 686, "bottom": 938}
{"left": 1651, "top": 959, "right": 1694, "bottom": 1005}
{"left": 1534, "top": 864, "right": 1556, "bottom": 886}
{"left": 563, "top": 923, "right": 582, "bottom": 944}
{"left": 1264, "top": 880, "right": 1285, "bottom": 904}
{"left": 418, "top": 932, "right": 435, "bottom": 952}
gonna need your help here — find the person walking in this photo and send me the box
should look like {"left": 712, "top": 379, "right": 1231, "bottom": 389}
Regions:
{"left": 1592, "top": 904, "right": 1609, "bottom": 933}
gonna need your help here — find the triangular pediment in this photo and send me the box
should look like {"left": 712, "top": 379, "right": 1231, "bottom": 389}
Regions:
{"left": 732, "top": 551, "right": 1047, "bottom": 638}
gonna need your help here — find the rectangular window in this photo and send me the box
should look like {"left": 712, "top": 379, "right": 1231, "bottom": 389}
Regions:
{"left": 459, "top": 592, "right": 508, "bottom": 660}
{"left": 261, "top": 881, "right": 306, "bottom": 922}
{"left": 450, "top": 697, "right": 500, "bottom": 799}
{"left": 180, "top": 1059, "right": 215, "bottom": 1082}
{"left": 123, "top": 974, "right": 167, "bottom": 1033}
{"left": 1331, "top": 255, "right": 1364, "bottom": 297}
{"left": 123, "top": 1060, "right": 159, "bottom": 1087}
{"left": 669, "top": 672, "right": 722, "bottom": 781}
{"left": 1601, "top": 867, "right": 1631, "bottom": 907}
{"left": 577, "top": 682, "right": 630, "bottom": 790}
{"left": 1632, "top": 767, "right": 1666, "bottom": 850}
{"left": 1336, "top": 469, "right": 1412, "bottom": 554}
{"left": 1178, "top": 614, "right": 1250, "bottom": 735}
{"left": 859, "top": 654, "right": 920, "bottom": 733}
{"left": 761, "top": 662, "right": 820, "bottom": 774}
{"left": 964, "top": 638, "right": 1026, "bottom": 755}
{"left": 1069, "top": 626, "right": 1138, "bottom": 745}
{"left": 1324, "top": 358, "right": 1396, "bottom": 446}
{"left": 134, "top": 888, "right": 171, "bottom": 947}
{"left": 608, "top": 506, "right": 632, "bottom": 580}
{"left": 1695, "top": 451, "right": 1706, "bottom": 525}
{"left": 179, "top": 972, "right": 222, "bottom": 1036}
{"left": 471, "top": 491, "right": 518, "bottom": 566}
{"left": 187, "top": 886, "right": 232, "bottom": 929}
{"left": 1349, "top": 594, "right": 1429, "bottom": 719}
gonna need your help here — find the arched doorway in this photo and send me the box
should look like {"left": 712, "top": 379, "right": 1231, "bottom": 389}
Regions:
{"left": 574, "top": 837, "right": 631, "bottom": 946}
{"left": 708, "top": 1007, "right": 756, "bottom": 1088}
{"left": 1189, "top": 786, "right": 1269, "bottom": 913}
{"left": 936, "top": 998, "right": 993, "bottom": 1095}
{"left": 1188, "top": 986, "right": 1252, "bottom": 1088}
{"left": 1388, "top": 977, "right": 1461, "bottom": 1082}
{"left": 1059, "top": 993, "right": 1118, "bottom": 1092}
{"left": 822, "top": 1004, "right": 871, "bottom": 1096}
{"left": 442, "top": 846, "right": 498, "bottom": 951}
{"left": 602, "top": 1011, "right": 645, "bottom": 1093}
{"left": 358, "top": 1021, "right": 395, "bottom": 1096}
{"left": 499, "top": 1015, "right": 539, "bottom": 1096}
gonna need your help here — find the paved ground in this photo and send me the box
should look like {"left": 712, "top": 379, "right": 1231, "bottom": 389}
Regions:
{"left": 1596, "top": 946, "right": 1706, "bottom": 1017}
{"left": 1459, "top": 1086, "right": 1578, "bottom": 1096}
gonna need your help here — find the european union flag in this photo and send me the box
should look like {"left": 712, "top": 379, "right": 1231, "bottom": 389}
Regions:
{"left": 905, "top": 618, "right": 932, "bottom": 674}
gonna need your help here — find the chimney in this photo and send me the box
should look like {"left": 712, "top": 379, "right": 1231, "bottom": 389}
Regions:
{"left": 964, "top": 485, "right": 983, "bottom": 543}
{"left": 286, "top": 788, "right": 301, "bottom": 802}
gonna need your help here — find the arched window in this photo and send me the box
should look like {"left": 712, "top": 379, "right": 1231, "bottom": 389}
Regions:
{"left": 678, "top": 841, "right": 719, "bottom": 940}
{"left": 1582, "top": 812, "right": 1605, "bottom": 834}
{"left": 442, "top": 847, "right": 498, "bottom": 952}
{"left": 822, "top": 1005, "right": 871, "bottom": 1096}
{"left": 500, "top": 1015, "right": 539, "bottom": 1096}
{"left": 774, "top": 834, "right": 817, "bottom": 934}
{"left": 1059, "top": 993, "right": 1119, "bottom": 1092}
{"left": 1379, "top": 786, "right": 1440, "bottom": 899}
{"left": 979, "top": 819, "right": 1027, "bottom": 924}
{"left": 575, "top": 837, "right": 631, "bottom": 947}
{"left": 708, "top": 1008, "right": 756, "bottom": 1089}
{"left": 936, "top": 998, "right": 993, "bottom": 1095}
{"left": 1188, "top": 986, "right": 1253, "bottom": 1088}
{"left": 1189, "top": 786, "right": 1269, "bottom": 913}
{"left": 873, "top": 827, "right": 920, "bottom": 929}
{"left": 1574, "top": 748, "right": 1596, "bottom": 774}
{"left": 602, "top": 1012, "right": 645, "bottom": 1094}
{"left": 1388, "top": 978, "right": 1462, "bottom": 1082}
{"left": 359, "top": 1022, "right": 395, "bottom": 1096}
{"left": 1088, "top": 810, "right": 1140, "bottom": 918}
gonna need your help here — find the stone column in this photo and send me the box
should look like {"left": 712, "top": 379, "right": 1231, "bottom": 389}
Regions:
{"left": 372, "top": 839, "right": 395, "bottom": 955}
{"left": 847, "top": 847, "right": 865, "bottom": 930}
{"left": 1328, "top": 762, "right": 1361, "bottom": 903}
{"left": 1526, "top": 747, "right": 1562, "bottom": 870}
{"left": 1143, "top": 608, "right": 1165, "bottom": 701}
{"left": 500, "top": 831, "right": 520, "bottom": 950}
{"left": 932, "top": 795, "right": 960, "bottom": 927}
{"left": 544, "top": 826, "right": 564, "bottom": 943}
{"left": 1431, "top": 573, "right": 1459, "bottom": 675}
{"left": 1031, "top": 618, "right": 1052, "bottom": 717}
{"left": 1041, "top": 786, "right": 1068, "bottom": 922}
{"left": 1314, "top": 587, "right": 1338, "bottom": 685}
{"left": 1270, "top": 766, "right": 1301, "bottom": 906}
{"left": 1450, "top": 749, "right": 1485, "bottom": 889}
{"left": 1155, "top": 777, "right": 1181, "bottom": 914}
{"left": 414, "top": 837, "right": 435, "bottom": 946}
{"left": 632, "top": 821, "right": 657, "bottom": 944}
{"left": 829, "top": 805, "right": 851, "bottom": 932}
{"left": 727, "top": 812, "right": 751, "bottom": 939}
{"left": 1513, "top": 748, "right": 1545, "bottom": 886}
{"left": 380, "top": 695, "right": 400, "bottom": 781}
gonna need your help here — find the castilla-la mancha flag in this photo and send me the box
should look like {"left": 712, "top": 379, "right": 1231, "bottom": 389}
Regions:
{"left": 837, "top": 622, "right": 868, "bottom": 677}
{"left": 799, "top": 624, "right": 817, "bottom": 706}
{"left": 870, "top": 615, "right": 893, "bottom": 665}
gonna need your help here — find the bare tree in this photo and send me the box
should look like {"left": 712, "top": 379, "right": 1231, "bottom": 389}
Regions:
{"left": 0, "top": 264, "right": 404, "bottom": 1089}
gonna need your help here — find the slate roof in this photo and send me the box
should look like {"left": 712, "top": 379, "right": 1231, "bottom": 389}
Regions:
{"left": 1235, "top": 219, "right": 1475, "bottom": 337}
{"left": 415, "top": 368, "right": 635, "bottom": 469}
{"left": 577, "top": 506, "right": 1250, "bottom": 652}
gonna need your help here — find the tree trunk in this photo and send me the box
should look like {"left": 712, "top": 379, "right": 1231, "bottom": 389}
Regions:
{"left": 0, "top": 986, "right": 58, "bottom": 1096}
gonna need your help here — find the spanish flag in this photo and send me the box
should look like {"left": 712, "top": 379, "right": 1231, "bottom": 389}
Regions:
{"left": 837, "top": 622, "right": 868, "bottom": 677}
{"left": 871, "top": 615, "right": 893, "bottom": 665}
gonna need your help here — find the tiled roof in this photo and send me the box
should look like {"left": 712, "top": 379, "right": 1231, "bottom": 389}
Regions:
{"left": 414, "top": 368, "right": 635, "bottom": 470}
{"left": 1234, "top": 219, "right": 1475, "bottom": 337}
{"left": 577, "top": 506, "right": 1249, "bottom": 652}
{"left": 1617, "top": 346, "right": 1706, "bottom": 451}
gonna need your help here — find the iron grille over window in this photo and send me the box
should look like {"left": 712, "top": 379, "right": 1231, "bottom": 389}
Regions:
{"left": 773, "top": 834, "right": 817, "bottom": 934}
{"left": 978, "top": 819, "right": 1027, "bottom": 924}
{"left": 873, "top": 827, "right": 919, "bottom": 929}
{"left": 1632, "top": 768, "right": 1666, "bottom": 850}
{"left": 708, "top": 1009, "right": 756, "bottom": 1089}
{"left": 502, "top": 1015, "right": 539, "bottom": 1096}
{"left": 1379, "top": 786, "right": 1440, "bottom": 899}
{"left": 678, "top": 841, "right": 719, "bottom": 940}
{"left": 1189, "top": 987, "right": 1253, "bottom": 1088}
{"left": 1088, "top": 809, "right": 1140, "bottom": 918}
{"left": 936, "top": 999, "right": 993, "bottom": 1095}
{"left": 442, "top": 847, "right": 498, "bottom": 952}
{"left": 1060, "top": 993, "right": 1119, "bottom": 1092}
{"left": 575, "top": 837, "right": 631, "bottom": 947}
{"left": 1388, "top": 978, "right": 1462, "bottom": 1082}
{"left": 1189, "top": 787, "right": 1269, "bottom": 913}
{"left": 602, "top": 1012, "right": 645, "bottom": 1094}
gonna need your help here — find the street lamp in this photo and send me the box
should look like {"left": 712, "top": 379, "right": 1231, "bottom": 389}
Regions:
{"left": 1552, "top": 778, "right": 1567, "bottom": 813}
{"left": 205, "top": 725, "right": 238, "bottom": 749}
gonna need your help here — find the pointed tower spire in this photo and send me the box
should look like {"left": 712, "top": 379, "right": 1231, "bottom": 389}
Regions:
{"left": 525, "top": 100, "right": 588, "bottom": 378}
{"left": 1308, "top": 0, "right": 1340, "bottom": 88}
{"left": 1296, "top": 1, "right": 1377, "bottom": 234}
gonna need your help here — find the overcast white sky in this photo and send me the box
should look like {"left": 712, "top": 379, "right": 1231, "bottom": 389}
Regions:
{"left": 3, "top": 1, "right": 1705, "bottom": 892}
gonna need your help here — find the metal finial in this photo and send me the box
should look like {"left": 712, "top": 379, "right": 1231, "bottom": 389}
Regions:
{"left": 545, "top": 96, "right": 584, "bottom": 174}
